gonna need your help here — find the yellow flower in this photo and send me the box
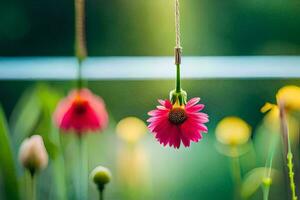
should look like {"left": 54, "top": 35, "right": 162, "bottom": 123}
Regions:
{"left": 261, "top": 103, "right": 280, "bottom": 130}
{"left": 276, "top": 85, "right": 300, "bottom": 110}
{"left": 116, "top": 117, "right": 147, "bottom": 144}
{"left": 216, "top": 117, "right": 251, "bottom": 146}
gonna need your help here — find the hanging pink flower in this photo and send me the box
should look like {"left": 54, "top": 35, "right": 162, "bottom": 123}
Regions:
{"left": 54, "top": 88, "right": 108, "bottom": 135}
{"left": 147, "top": 97, "right": 208, "bottom": 149}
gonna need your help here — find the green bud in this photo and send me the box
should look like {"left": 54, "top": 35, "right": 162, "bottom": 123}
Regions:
{"left": 90, "top": 166, "right": 112, "bottom": 190}
{"left": 262, "top": 177, "right": 272, "bottom": 187}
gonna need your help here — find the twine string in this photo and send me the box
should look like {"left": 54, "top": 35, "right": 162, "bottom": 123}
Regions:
{"left": 75, "top": 0, "right": 87, "bottom": 61}
{"left": 174, "top": 0, "right": 182, "bottom": 65}
{"left": 75, "top": 0, "right": 87, "bottom": 88}
{"left": 175, "top": 0, "right": 181, "bottom": 48}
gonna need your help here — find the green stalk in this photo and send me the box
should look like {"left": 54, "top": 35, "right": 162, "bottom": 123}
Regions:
{"left": 27, "top": 170, "right": 36, "bottom": 200}
{"left": 262, "top": 134, "right": 278, "bottom": 200}
{"left": 278, "top": 102, "right": 298, "bottom": 200}
{"left": 78, "top": 137, "right": 88, "bottom": 200}
{"left": 31, "top": 174, "right": 36, "bottom": 200}
{"left": 230, "top": 147, "right": 242, "bottom": 200}
{"left": 176, "top": 64, "right": 181, "bottom": 93}
{"left": 77, "top": 60, "right": 83, "bottom": 89}
{"left": 99, "top": 188, "right": 104, "bottom": 200}
{"left": 287, "top": 151, "right": 297, "bottom": 200}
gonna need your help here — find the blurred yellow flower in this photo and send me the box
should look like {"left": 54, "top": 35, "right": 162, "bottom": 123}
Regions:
{"left": 116, "top": 117, "right": 147, "bottom": 144}
{"left": 261, "top": 103, "right": 280, "bottom": 131}
{"left": 261, "top": 102, "right": 299, "bottom": 142}
{"left": 276, "top": 85, "right": 300, "bottom": 110}
{"left": 216, "top": 117, "right": 251, "bottom": 146}
{"left": 117, "top": 146, "right": 149, "bottom": 190}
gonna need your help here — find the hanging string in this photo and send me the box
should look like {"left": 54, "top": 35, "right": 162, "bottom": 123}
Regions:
{"left": 175, "top": 0, "right": 181, "bottom": 49}
{"left": 75, "top": 0, "right": 87, "bottom": 89}
{"left": 174, "top": 0, "right": 182, "bottom": 65}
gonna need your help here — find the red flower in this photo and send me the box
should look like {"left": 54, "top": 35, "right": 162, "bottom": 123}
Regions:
{"left": 147, "top": 98, "right": 208, "bottom": 149}
{"left": 54, "top": 88, "right": 108, "bottom": 135}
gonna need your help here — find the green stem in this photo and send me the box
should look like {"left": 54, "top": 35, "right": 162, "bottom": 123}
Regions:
{"left": 278, "top": 102, "right": 298, "bottom": 200}
{"left": 176, "top": 64, "right": 181, "bottom": 93}
{"left": 262, "top": 134, "right": 279, "bottom": 200}
{"left": 99, "top": 189, "right": 104, "bottom": 200}
{"left": 287, "top": 151, "right": 297, "bottom": 200}
{"left": 32, "top": 175, "right": 36, "bottom": 200}
{"left": 286, "top": 118, "right": 297, "bottom": 200}
{"left": 78, "top": 137, "right": 88, "bottom": 200}
{"left": 230, "top": 148, "right": 242, "bottom": 200}
{"left": 77, "top": 60, "right": 83, "bottom": 89}
{"left": 29, "top": 172, "right": 36, "bottom": 200}
{"left": 263, "top": 186, "right": 270, "bottom": 200}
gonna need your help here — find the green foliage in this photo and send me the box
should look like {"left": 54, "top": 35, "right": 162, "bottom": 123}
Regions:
{"left": 0, "top": 105, "right": 20, "bottom": 200}
{"left": 10, "top": 87, "right": 41, "bottom": 147}
{"left": 9, "top": 83, "right": 67, "bottom": 200}
{"left": 241, "top": 167, "right": 268, "bottom": 199}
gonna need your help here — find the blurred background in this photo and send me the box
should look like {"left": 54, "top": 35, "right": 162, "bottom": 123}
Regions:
{"left": 1, "top": 0, "right": 300, "bottom": 56}
{"left": 0, "top": 0, "right": 300, "bottom": 200}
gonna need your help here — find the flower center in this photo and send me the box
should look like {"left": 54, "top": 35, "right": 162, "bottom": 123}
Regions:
{"left": 73, "top": 100, "right": 87, "bottom": 115}
{"left": 168, "top": 107, "right": 187, "bottom": 124}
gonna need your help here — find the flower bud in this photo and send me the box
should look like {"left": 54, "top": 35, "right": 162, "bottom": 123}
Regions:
{"left": 18, "top": 135, "right": 48, "bottom": 175}
{"left": 90, "top": 166, "right": 112, "bottom": 190}
{"left": 262, "top": 177, "right": 272, "bottom": 187}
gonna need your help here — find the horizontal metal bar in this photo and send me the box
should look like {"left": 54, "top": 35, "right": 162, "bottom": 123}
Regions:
{"left": 0, "top": 56, "right": 299, "bottom": 80}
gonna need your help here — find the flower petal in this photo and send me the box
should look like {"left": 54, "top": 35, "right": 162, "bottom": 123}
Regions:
{"left": 186, "top": 97, "right": 200, "bottom": 108}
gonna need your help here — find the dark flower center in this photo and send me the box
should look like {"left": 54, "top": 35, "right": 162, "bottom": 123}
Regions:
{"left": 74, "top": 102, "right": 87, "bottom": 115}
{"left": 168, "top": 107, "right": 187, "bottom": 124}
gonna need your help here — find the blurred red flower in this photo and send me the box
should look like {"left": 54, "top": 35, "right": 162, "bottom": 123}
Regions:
{"left": 54, "top": 88, "right": 108, "bottom": 135}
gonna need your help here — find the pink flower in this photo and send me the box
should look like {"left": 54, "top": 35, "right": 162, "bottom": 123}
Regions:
{"left": 19, "top": 135, "right": 48, "bottom": 173}
{"left": 147, "top": 97, "right": 209, "bottom": 148}
{"left": 54, "top": 88, "right": 108, "bottom": 135}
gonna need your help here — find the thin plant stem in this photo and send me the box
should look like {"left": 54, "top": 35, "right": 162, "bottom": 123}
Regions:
{"left": 287, "top": 151, "right": 297, "bottom": 200}
{"left": 278, "top": 101, "right": 298, "bottom": 200}
{"left": 176, "top": 64, "right": 181, "bottom": 93}
{"left": 78, "top": 137, "right": 88, "bottom": 200}
{"left": 77, "top": 60, "right": 83, "bottom": 89}
{"left": 32, "top": 174, "right": 36, "bottom": 200}
{"left": 262, "top": 134, "right": 279, "bottom": 200}
{"left": 99, "top": 189, "right": 104, "bottom": 200}
{"left": 174, "top": 0, "right": 182, "bottom": 93}
{"left": 27, "top": 170, "right": 36, "bottom": 200}
{"left": 230, "top": 147, "right": 242, "bottom": 200}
